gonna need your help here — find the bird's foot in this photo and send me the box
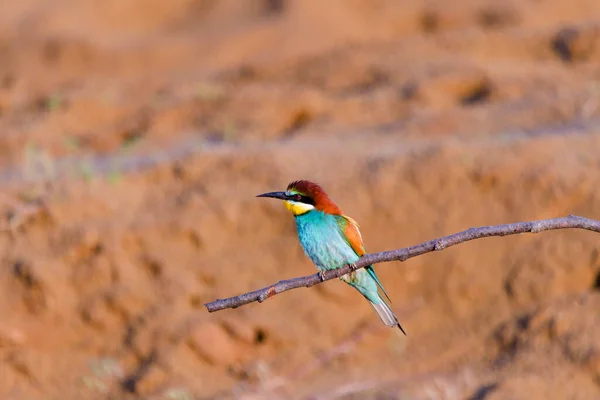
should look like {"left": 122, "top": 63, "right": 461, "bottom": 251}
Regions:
{"left": 347, "top": 262, "right": 358, "bottom": 271}
{"left": 318, "top": 271, "right": 327, "bottom": 282}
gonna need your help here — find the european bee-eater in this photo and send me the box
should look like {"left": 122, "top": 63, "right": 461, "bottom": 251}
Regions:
{"left": 257, "top": 180, "right": 406, "bottom": 334}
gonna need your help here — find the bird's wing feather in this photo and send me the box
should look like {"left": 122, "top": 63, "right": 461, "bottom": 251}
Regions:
{"left": 336, "top": 215, "right": 392, "bottom": 302}
{"left": 339, "top": 215, "right": 365, "bottom": 256}
{"left": 365, "top": 266, "right": 392, "bottom": 303}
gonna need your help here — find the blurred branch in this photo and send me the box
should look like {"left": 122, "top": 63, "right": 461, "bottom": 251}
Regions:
{"left": 205, "top": 215, "right": 600, "bottom": 313}
{"left": 0, "top": 194, "right": 47, "bottom": 234}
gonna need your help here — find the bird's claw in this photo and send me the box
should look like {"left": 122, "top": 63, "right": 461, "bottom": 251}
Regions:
{"left": 347, "top": 263, "right": 358, "bottom": 271}
{"left": 318, "top": 271, "right": 327, "bottom": 281}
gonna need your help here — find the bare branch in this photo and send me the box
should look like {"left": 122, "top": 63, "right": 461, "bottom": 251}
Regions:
{"left": 205, "top": 215, "right": 600, "bottom": 313}
{"left": 0, "top": 194, "right": 48, "bottom": 234}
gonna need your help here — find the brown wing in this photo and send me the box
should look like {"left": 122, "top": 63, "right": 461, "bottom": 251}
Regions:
{"left": 338, "top": 214, "right": 393, "bottom": 302}
{"left": 340, "top": 215, "right": 366, "bottom": 257}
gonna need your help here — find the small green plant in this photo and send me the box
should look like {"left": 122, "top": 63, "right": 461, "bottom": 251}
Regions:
{"left": 121, "top": 133, "right": 143, "bottom": 152}
{"left": 23, "top": 143, "right": 56, "bottom": 182}
{"left": 106, "top": 168, "right": 122, "bottom": 185}
{"left": 80, "top": 357, "right": 123, "bottom": 394}
{"left": 45, "top": 94, "right": 63, "bottom": 112}
{"left": 163, "top": 387, "right": 193, "bottom": 400}
{"left": 80, "top": 375, "right": 108, "bottom": 393}
{"left": 78, "top": 160, "right": 95, "bottom": 182}
{"left": 63, "top": 135, "right": 81, "bottom": 152}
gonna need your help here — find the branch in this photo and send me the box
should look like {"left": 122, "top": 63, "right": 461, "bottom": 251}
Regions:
{"left": 205, "top": 215, "right": 600, "bottom": 313}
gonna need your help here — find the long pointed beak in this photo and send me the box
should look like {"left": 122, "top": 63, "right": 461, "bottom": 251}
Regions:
{"left": 256, "top": 191, "right": 288, "bottom": 200}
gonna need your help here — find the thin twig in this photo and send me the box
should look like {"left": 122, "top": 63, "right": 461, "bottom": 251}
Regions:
{"left": 205, "top": 215, "right": 600, "bottom": 312}
{"left": 0, "top": 194, "right": 47, "bottom": 234}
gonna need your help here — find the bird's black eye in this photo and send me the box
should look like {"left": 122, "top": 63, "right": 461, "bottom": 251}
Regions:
{"left": 294, "top": 194, "right": 302, "bottom": 201}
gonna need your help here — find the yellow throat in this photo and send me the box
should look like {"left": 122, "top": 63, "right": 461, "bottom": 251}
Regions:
{"left": 284, "top": 200, "right": 315, "bottom": 216}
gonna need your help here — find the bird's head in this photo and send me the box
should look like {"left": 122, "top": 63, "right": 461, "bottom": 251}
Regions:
{"left": 257, "top": 180, "right": 342, "bottom": 216}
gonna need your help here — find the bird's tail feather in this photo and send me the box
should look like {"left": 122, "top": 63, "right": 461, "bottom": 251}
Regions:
{"left": 369, "top": 298, "right": 407, "bottom": 335}
{"left": 365, "top": 266, "right": 392, "bottom": 302}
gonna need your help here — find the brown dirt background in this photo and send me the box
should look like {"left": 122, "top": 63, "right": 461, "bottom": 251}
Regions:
{"left": 1, "top": 1, "right": 600, "bottom": 399}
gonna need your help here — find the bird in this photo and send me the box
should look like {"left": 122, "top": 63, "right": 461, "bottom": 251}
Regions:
{"left": 257, "top": 179, "right": 406, "bottom": 335}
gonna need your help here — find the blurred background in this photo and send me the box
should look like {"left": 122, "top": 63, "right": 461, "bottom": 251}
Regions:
{"left": 1, "top": 0, "right": 600, "bottom": 399}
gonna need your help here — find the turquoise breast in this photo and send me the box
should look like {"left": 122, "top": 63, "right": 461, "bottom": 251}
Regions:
{"left": 294, "top": 211, "right": 359, "bottom": 271}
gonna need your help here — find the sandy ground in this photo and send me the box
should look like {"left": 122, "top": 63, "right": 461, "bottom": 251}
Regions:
{"left": 0, "top": 1, "right": 600, "bottom": 399}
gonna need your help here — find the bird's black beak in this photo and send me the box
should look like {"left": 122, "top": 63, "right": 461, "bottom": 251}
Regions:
{"left": 256, "top": 191, "right": 288, "bottom": 200}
